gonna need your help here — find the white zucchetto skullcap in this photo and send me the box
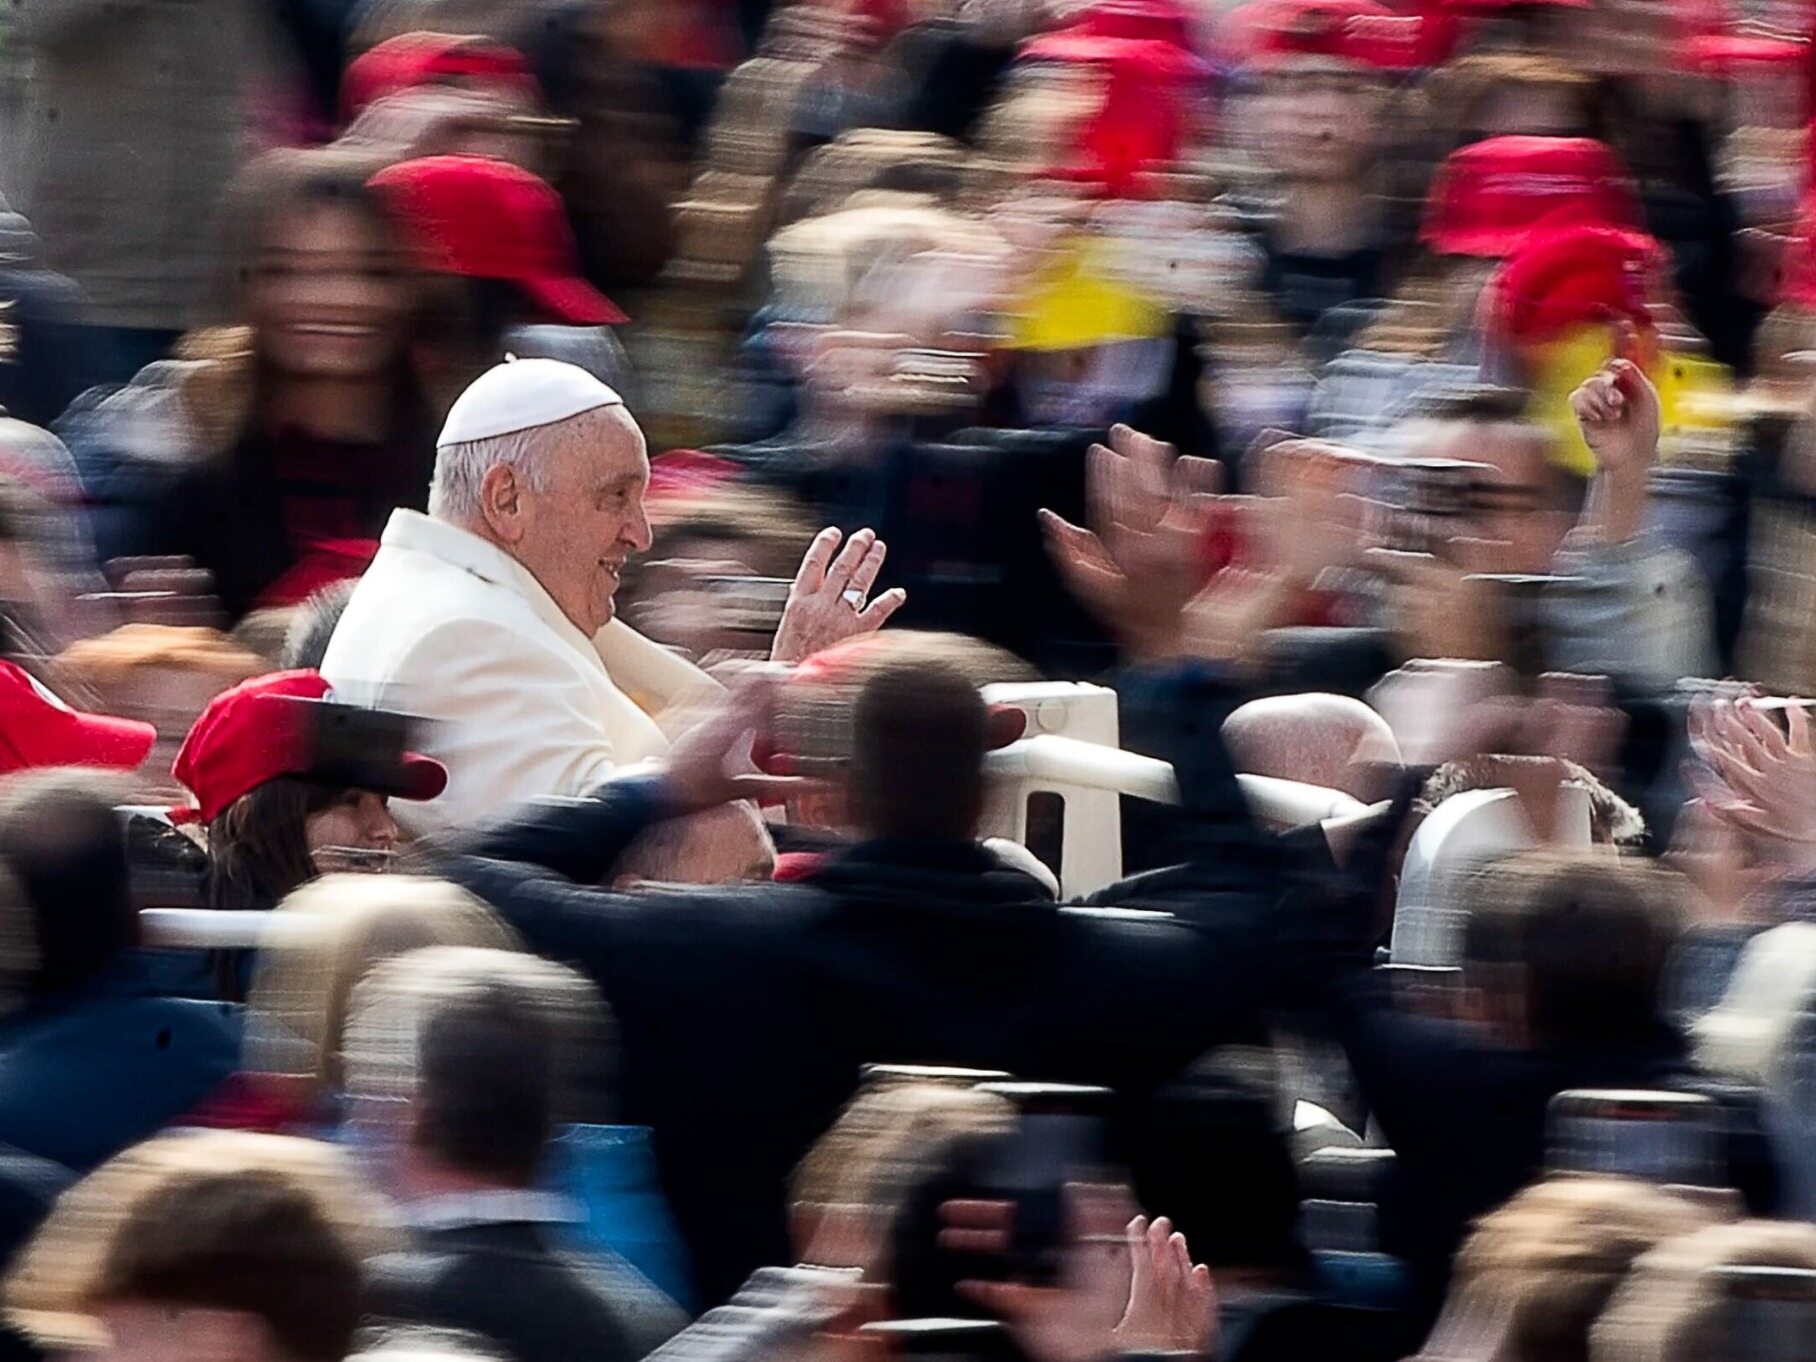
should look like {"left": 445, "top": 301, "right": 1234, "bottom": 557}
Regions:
{"left": 436, "top": 357, "right": 625, "bottom": 447}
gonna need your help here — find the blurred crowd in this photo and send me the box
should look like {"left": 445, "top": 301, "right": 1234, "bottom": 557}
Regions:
{"left": 1, "top": 0, "right": 1816, "bottom": 1361}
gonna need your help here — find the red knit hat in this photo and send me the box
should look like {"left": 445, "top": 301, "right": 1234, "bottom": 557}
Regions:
{"left": 369, "top": 155, "right": 629, "bottom": 325}
{"left": 1483, "top": 224, "right": 1662, "bottom": 350}
{"left": 339, "top": 33, "right": 542, "bottom": 125}
{"left": 0, "top": 663, "right": 154, "bottom": 775}
{"left": 1021, "top": 1, "right": 1210, "bottom": 197}
{"left": 1780, "top": 194, "right": 1816, "bottom": 306}
{"left": 171, "top": 670, "right": 446, "bottom": 824}
{"left": 1420, "top": 136, "right": 1643, "bottom": 258}
{"left": 1223, "top": 0, "right": 1423, "bottom": 71}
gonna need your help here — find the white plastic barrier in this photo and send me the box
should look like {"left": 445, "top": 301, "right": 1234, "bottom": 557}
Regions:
{"left": 981, "top": 734, "right": 1176, "bottom": 897}
{"left": 1236, "top": 774, "right": 1369, "bottom": 830}
{"left": 140, "top": 908, "right": 293, "bottom": 950}
{"left": 1390, "top": 782, "right": 1593, "bottom": 967}
{"left": 981, "top": 735, "right": 1362, "bottom": 897}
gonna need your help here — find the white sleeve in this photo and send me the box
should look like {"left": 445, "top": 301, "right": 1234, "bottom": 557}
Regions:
{"left": 368, "top": 617, "right": 644, "bottom": 833}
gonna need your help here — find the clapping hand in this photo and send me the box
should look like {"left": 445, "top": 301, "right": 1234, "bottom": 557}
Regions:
{"left": 1689, "top": 694, "right": 1816, "bottom": 873}
{"left": 1040, "top": 424, "right": 1222, "bottom": 661}
{"left": 943, "top": 1192, "right": 1215, "bottom": 1362}
{"left": 1042, "top": 425, "right": 1292, "bottom": 667}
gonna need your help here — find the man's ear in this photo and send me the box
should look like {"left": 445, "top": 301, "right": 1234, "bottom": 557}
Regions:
{"left": 479, "top": 463, "right": 525, "bottom": 543}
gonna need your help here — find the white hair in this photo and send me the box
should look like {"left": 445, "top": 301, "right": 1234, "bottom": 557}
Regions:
{"left": 428, "top": 425, "right": 558, "bottom": 522}
{"left": 427, "top": 405, "right": 644, "bottom": 522}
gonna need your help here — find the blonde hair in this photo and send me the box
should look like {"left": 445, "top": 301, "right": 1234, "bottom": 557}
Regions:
{"left": 1591, "top": 1220, "right": 1816, "bottom": 1362}
{"left": 1430, "top": 1176, "right": 1718, "bottom": 1362}
{"left": 343, "top": 944, "right": 614, "bottom": 1130}
{"left": 780, "top": 130, "right": 966, "bottom": 227}
{"left": 789, "top": 1080, "right": 1016, "bottom": 1272}
{"left": 245, "top": 874, "right": 521, "bottom": 1098}
{"left": 54, "top": 624, "right": 265, "bottom": 697}
{"left": 790, "top": 1080, "right": 1016, "bottom": 1215}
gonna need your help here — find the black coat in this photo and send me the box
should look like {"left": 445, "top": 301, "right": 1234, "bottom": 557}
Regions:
{"left": 435, "top": 666, "right": 1288, "bottom": 1305}
{"left": 365, "top": 1219, "right": 683, "bottom": 1362}
{"left": 1327, "top": 969, "right": 1778, "bottom": 1314}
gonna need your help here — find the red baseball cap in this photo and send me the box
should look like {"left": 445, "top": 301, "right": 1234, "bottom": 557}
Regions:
{"left": 1483, "top": 224, "right": 1662, "bottom": 349}
{"left": 171, "top": 670, "right": 446, "bottom": 825}
{"left": 1047, "top": 0, "right": 1199, "bottom": 49}
{"left": 369, "top": 155, "right": 629, "bottom": 326}
{"left": 1223, "top": 0, "right": 1423, "bottom": 71}
{"left": 340, "top": 33, "right": 542, "bottom": 125}
{"left": 1020, "top": 1, "right": 1208, "bottom": 196}
{"left": 1677, "top": 32, "right": 1808, "bottom": 72}
{"left": 0, "top": 663, "right": 155, "bottom": 775}
{"left": 1421, "top": 136, "right": 1643, "bottom": 257}
{"left": 1780, "top": 194, "right": 1816, "bottom": 306}
{"left": 1441, "top": 0, "right": 1588, "bottom": 11}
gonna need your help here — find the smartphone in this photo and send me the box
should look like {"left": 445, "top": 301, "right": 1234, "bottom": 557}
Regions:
{"left": 972, "top": 1083, "right": 1113, "bottom": 1284}
{"left": 1375, "top": 459, "right": 1493, "bottom": 554}
{"left": 1711, "top": 1265, "right": 1816, "bottom": 1362}
{"left": 1545, "top": 1089, "right": 1726, "bottom": 1187}
{"left": 860, "top": 1319, "right": 1015, "bottom": 1362}
{"left": 308, "top": 846, "right": 398, "bottom": 876}
{"left": 1379, "top": 962, "right": 1464, "bottom": 1018}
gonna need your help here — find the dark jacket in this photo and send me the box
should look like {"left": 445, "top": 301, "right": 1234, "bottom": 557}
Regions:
{"left": 366, "top": 1217, "right": 685, "bottom": 1362}
{"left": 1327, "top": 968, "right": 1776, "bottom": 1312}
{"left": 434, "top": 666, "right": 1285, "bottom": 1304}
{"left": 0, "top": 954, "right": 241, "bottom": 1172}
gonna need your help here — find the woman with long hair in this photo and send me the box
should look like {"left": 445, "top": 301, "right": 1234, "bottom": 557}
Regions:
{"left": 64, "top": 148, "right": 440, "bottom": 620}
{"left": 171, "top": 669, "right": 448, "bottom": 914}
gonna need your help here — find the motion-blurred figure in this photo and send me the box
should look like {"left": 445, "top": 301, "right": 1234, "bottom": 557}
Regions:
{"left": 351, "top": 947, "right": 685, "bottom": 1362}
{"left": 0, "top": 0, "right": 289, "bottom": 391}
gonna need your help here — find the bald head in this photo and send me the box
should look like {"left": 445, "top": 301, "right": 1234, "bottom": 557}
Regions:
{"left": 1222, "top": 693, "right": 1401, "bottom": 802}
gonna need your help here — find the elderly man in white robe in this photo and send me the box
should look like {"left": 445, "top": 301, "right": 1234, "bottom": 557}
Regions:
{"left": 322, "top": 358, "right": 904, "bottom": 846}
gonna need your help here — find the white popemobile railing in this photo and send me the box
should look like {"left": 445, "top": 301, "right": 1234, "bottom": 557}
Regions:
{"left": 140, "top": 679, "right": 1557, "bottom": 943}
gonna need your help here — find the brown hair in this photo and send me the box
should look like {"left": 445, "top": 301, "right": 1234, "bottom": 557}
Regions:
{"left": 7, "top": 1131, "right": 391, "bottom": 1357}
{"left": 205, "top": 776, "right": 351, "bottom": 913}
{"left": 173, "top": 148, "right": 424, "bottom": 458}
{"left": 1461, "top": 851, "right": 1685, "bottom": 1046}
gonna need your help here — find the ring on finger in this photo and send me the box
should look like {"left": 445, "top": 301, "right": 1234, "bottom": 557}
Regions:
{"left": 842, "top": 588, "right": 864, "bottom": 607}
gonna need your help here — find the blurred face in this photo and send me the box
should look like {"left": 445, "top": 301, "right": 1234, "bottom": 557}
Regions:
{"left": 1469, "top": 81, "right": 1589, "bottom": 139}
{"left": 504, "top": 408, "right": 654, "bottom": 635}
{"left": 248, "top": 203, "right": 413, "bottom": 380}
{"left": 1406, "top": 418, "right": 1569, "bottom": 575}
{"left": 83, "top": 1303, "right": 273, "bottom": 1362}
{"left": 304, "top": 790, "right": 400, "bottom": 859}
{"left": 1255, "top": 66, "right": 1386, "bottom": 184}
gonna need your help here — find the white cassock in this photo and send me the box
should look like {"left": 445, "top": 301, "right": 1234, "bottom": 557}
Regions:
{"left": 321, "top": 508, "right": 720, "bottom": 834}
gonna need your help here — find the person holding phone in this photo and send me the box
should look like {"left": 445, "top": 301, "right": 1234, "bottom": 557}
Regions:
{"left": 171, "top": 670, "right": 449, "bottom": 913}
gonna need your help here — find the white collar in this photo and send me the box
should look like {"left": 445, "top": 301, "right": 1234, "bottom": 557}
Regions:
{"left": 379, "top": 509, "right": 603, "bottom": 668}
{"left": 400, "top": 1188, "right": 580, "bottom": 1231}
